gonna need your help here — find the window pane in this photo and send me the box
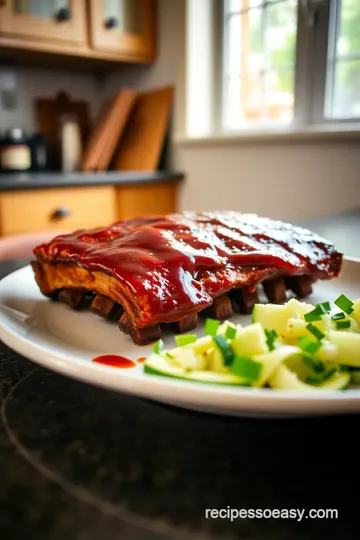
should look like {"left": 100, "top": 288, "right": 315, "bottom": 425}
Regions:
{"left": 325, "top": 0, "right": 360, "bottom": 118}
{"left": 265, "top": 0, "right": 297, "bottom": 70}
{"left": 332, "top": 60, "right": 360, "bottom": 118}
{"left": 225, "top": 10, "right": 263, "bottom": 79}
{"left": 337, "top": 0, "right": 360, "bottom": 56}
{"left": 265, "top": 70, "right": 294, "bottom": 121}
{"left": 223, "top": 0, "right": 297, "bottom": 129}
{"left": 227, "top": 0, "right": 263, "bottom": 14}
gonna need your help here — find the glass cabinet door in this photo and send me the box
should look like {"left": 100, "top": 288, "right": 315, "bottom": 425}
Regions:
{"left": 0, "top": 0, "right": 86, "bottom": 45}
{"left": 14, "top": 0, "right": 69, "bottom": 20}
{"left": 103, "top": 0, "right": 141, "bottom": 34}
{"left": 89, "top": 0, "right": 156, "bottom": 61}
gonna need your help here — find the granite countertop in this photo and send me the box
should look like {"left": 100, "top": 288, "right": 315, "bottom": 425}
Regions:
{"left": 1, "top": 211, "right": 360, "bottom": 540}
{"left": 0, "top": 170, "right": 184, "bottom": 191}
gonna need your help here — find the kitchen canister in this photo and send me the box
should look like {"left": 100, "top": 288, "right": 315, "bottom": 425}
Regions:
{"left": 60, "top": 116, "right": 82, "bottom": 172}
{"left": 0, "top": 128, "right": 31, "bottom": 172}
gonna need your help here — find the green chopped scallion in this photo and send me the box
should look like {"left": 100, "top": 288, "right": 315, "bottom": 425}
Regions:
{"left": 153, "top": 339, "right": 164, "bottom": 354}
{"left": 230, "top": 355, "right": 262, "bottom": 382}
{"left": 205, "top": 318, "right": 220, "bottom": 336}
{"left": 212, "top": 335, "right": 234, "bottom": 366}
{"left": 306, "top": 323, "right": 325, "bottom": 341}
{"left": 298, "top": 335, "right": 321, "bottom": 355}
{"left": 331, "top": 312, "right": 346, "bottom": 321}
{"left": 315, "top": 301, "right": 331, "bottom": 313}
{"left": 336, "top": 320, "right": 351, "bottom": 330}
{"left": 306, "top": 367, "right": 337, "bottom": 385}
{"left": 301, "top": 354, "right": 325, "bottom": 373}
{"left": 225, "top": 326, "right": 237, "bottom": 340}
{"left": 175, "top": 334, "right": 197, "bottom": 347}
{"left": 264, "top": 329, "right": 277, "bottom": 351}
{"left": 304, "top": 311, "right": 323, "bottom": 322}
{"left": 166, "top": 352, "right": 174, "bottom": 359}
{"left": 334, "top": 294, "right": 354, "bottom": 315}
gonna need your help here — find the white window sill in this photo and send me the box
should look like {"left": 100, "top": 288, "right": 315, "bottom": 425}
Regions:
{"left": 174, "top": 124, "right": 360, "bottom": 146}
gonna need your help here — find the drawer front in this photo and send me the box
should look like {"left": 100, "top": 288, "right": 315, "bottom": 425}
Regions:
{"left": 0, "top": 186, "right": 116, "bottom": 236}
{"left": 117, "top": 182, "right": 177, "bottom": 221}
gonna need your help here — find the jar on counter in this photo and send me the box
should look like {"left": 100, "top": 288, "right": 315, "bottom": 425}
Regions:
{"left": 0, "top": 128, "right": 31, "bottom": 172}
{"left": 30, "top": 133, "right": 47, "bottom": 171}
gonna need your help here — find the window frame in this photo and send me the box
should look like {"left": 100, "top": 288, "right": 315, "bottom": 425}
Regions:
{"left": 217, "top": 0, "right": 360, "bottom": 134}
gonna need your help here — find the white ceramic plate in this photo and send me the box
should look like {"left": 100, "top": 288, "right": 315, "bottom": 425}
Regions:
{"left": 0, "top": 259, "right": 360, "bottom": 418}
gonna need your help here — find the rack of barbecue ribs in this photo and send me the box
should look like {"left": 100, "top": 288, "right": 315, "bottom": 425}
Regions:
{"left": 31, "top": 211, "right": 343, "bottom": 345}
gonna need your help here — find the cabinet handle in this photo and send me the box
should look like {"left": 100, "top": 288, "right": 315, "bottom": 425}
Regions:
{"left": 104, "top": 17, "right": 119, "bottom": 29}
{"left": 56, "top": 7, "right": 71, "bottom": 21}
{"left": 50, "top": 207, "right": 71, "bottom": 220}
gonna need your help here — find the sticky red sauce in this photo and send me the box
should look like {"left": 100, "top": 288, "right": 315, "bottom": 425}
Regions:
{"left": 92, "top": 354, "right": 136, "bottom": 368}
{"left": 137, "top": 357, "right": 147, "bottom": 363}
{"left": 36, "top": 212, "right": 342, "bottom": 326}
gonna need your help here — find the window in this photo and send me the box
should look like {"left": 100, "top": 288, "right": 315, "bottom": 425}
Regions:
{"left": 223, "top": 0, "right": 298, "bottom": 129}
{"left": 325, "top": 0, "right": 360, "bottom": 119}
{"left": 221, "top": 0, "right": 360, "bottom": 132}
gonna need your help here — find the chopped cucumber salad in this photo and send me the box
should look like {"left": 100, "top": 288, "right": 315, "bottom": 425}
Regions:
{"left": 144, "top": 294, "right": 360, "bottom": 391}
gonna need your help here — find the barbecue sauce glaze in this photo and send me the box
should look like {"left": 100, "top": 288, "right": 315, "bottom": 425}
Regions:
{"left": 36, "top": 212, "right": 343, "bottom": 326}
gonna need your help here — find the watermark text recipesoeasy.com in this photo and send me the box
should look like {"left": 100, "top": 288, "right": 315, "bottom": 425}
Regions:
{"left": 205, "top": 508, "right": 338, "bottom": 522}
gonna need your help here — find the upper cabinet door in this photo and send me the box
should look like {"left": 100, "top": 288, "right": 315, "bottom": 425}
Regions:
{"left": 0, "top": 0, "right": 86, "bottom": 45}
{"left": 89, "top": 0, "right": 156, "bottom": 62}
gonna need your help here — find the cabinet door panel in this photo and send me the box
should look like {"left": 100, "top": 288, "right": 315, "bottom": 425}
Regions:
{"left": 0, "top": 186, "right": 116, "bottom": 235}
{"left": 116, "top": 183, "right": 176, "bottom": 221}
{"left": 89, "top": 0, "right": 156, "bottom": 61}
{"left": 0, "top": 0, "right": 86, "bottom": 45}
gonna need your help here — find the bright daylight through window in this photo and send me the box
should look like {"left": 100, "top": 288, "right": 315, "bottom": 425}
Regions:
{"left": 222, "top": 0, "right": 360, "bottom": 131}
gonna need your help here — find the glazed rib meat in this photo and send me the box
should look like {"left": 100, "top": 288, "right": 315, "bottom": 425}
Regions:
{"left": 31, "top": 211, "right": 343, "bottom": 345}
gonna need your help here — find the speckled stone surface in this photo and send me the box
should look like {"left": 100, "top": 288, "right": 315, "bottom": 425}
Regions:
{"left": 0, "top": 218, "right": 360, "bottom": 540}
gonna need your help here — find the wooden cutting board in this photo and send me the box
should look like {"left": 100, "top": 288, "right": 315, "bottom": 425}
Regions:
{"left": 112, "top": 86, "right": 174, "bottom": 171}
{"left": 35, "top": 91, "right": 90, "bottom": 170}
{"left": 81, "top": 88, "right": 137, "bottom": 171}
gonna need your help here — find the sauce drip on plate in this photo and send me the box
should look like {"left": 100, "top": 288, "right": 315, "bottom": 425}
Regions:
{"left": 92, "top": 355, "right": 136, "bottom": 368}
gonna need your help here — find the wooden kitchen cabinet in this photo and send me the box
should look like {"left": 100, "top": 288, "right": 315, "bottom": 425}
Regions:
{"left": 88, "top": 0, "right": 156, "bottom": 62}
{"left": 0, "top": 180, "right": 179, "bottom": 236}
{"left": 0, "top": 186, "right": 116, "bottom": 236}
{"left": 0, "top": 0, "right": 157, "bottom": 65}
{"left": 116, "top": 182, "right": 177, "bottom": 220}
{"left": 0, "top": 0, "right": 87, "bottom": 46}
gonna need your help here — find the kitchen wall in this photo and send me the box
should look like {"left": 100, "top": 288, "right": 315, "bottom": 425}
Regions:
{"left": 105, "top": 0, "right": 360, "bottom": 221}
{"left": 0, "top": 67, "right": 102, "bottom": 133}
{"left": 1, "top": 0, "right": 359, "bottom": 222}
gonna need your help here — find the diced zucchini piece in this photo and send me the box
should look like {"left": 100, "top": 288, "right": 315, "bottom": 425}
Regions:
{"left": 252, "top": 345, "right": 301, "bottom": 387}
{"left": 208, "top": 347, "right": 230, "bottom": 373}
{"left": 350, "top": 369, "right": 360, "bottom": 385}
{"left": 216, "top": 320, "right": 238, "bottom": 338}
{"left": 191, "top": 336, "right": 215, "bottom": 356}
{"left": 170, "top": 345, "right": 208, "bottom": 371}
{"left": 231, "top": 322, "right": 269, "bottom": 356}
{"left": 286, "top": 318, "right": 307, "bottom": 340}
{"left": 315, "top": 340, "right": 338, "bottom": 362}
{"left": 144, "top": 354, "right": 249, "bottom": 385}
{"left": 252, "top": 303, "right": 298, "bottom": 337}
{"left": 327, "top": 331, "right": 360, "bottom": 367}
{"left": 286, "top": 298, "right": 315, "bottom": 317}
{"left": 351, "top": 298, "right": 360, "bottom": 326}
{"left": 268, "top": 363, "right": 350, "bottom": 391}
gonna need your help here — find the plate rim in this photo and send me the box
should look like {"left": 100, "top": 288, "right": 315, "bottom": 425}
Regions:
{"left": 0, "top": 257, "right": 360, "bottom": 414}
